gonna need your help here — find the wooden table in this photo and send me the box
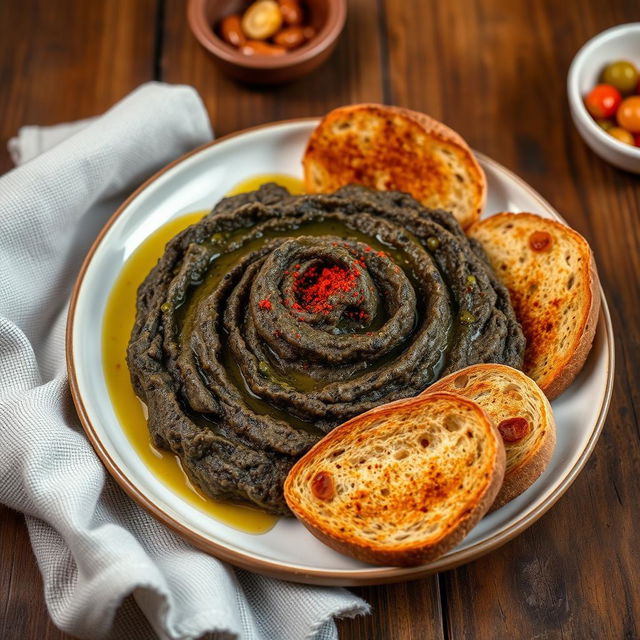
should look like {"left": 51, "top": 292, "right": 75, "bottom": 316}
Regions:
{"left": 1, "top": 1, "right": 639, "bottom": 638}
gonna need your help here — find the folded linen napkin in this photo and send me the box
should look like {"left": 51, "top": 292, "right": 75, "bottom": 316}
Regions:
{"left": 0, "top": 82, "right": 369, "bottom": 640}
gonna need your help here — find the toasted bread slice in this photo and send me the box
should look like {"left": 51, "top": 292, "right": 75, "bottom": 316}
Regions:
{"left": 284, "top": 393, "right": 505, "bottom": 566}
{"left": 468, "top": 213, "right": 600, "bottom": 399}
{"left": 302, "top": 104, "right": 486, "bottom": 229}
{"left": 423, "top": 364, "right": 555, "bottom": 510}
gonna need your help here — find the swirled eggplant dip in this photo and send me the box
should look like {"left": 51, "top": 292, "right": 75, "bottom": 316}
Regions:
{"left": 127, "top": 184, "right": 525, "bottom": 514}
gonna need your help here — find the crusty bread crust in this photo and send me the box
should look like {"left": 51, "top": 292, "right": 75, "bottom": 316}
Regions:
{"left": 422, "top": 364, "right": 556, "bottom": 510}
{"left": 490, "top": 426, "right": 554, "bottom": 510}
{"left": 284, "top": 393, "right": 505, "bottom": 566}
{"left": 302, "top": 104, "right": 486, "bottom": 229}
{"left": 468, "top": 212, "right": 601, "bottom": 399}
{"left": 541, "top": 254, "right": 601, "bottom": 400}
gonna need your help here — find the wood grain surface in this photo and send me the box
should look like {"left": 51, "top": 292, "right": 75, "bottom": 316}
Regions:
{"left": 1, "top": 0, "right": 639, "bottom": 638}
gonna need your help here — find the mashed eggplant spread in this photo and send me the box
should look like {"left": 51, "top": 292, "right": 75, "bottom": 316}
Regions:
{"left": 127, "top": 184, "right": 525, "bottom": 514}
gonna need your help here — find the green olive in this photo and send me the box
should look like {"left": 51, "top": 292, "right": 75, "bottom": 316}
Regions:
{"left": 601, "top": 60, "right": 639, "bottom": 95}
{"left": 596, "top": 118, "right": 614, "bottom": 132}
{"left": 257, "top": 361, "right": 272, "bottom": 378}
{"left": 426, "top": 236, "right": 440, "bottom": 251}
{"left": 257, "top": 360, "right": 293, "bottom": 389}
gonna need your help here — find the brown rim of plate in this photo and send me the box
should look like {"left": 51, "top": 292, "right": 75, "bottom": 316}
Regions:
{"left": 66, "top": 118, "right": 615, "bottom": 587}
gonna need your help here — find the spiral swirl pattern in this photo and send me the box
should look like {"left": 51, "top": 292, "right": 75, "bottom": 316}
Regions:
{"left": 128, "top": 184, "right": 525, "bottom": 514}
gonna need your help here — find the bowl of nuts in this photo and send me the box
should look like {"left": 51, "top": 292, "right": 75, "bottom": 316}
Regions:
{"left": 188, "top": 0, "right": 347, "bottom": 84}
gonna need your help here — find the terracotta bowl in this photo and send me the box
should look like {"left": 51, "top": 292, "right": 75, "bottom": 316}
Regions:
{"left": 187, "top": 0, "right": 347, "bottom": 84}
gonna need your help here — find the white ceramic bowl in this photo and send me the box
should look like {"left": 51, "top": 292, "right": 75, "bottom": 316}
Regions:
{"left": 568, "top": 23, "right": 640, "bottom": 173}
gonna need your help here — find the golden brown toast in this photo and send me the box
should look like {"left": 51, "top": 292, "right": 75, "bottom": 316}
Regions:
{"left": 468, "top": 213, "right": 600, "bottom": 399}
{"left": 423, "top": 364, "right": 556, "bottom": 510}
{"left": 302, "top": 104, "right": 486, "bottom": 229}
{"left": 284, "top": 393, "right": 505, "bottom": 566}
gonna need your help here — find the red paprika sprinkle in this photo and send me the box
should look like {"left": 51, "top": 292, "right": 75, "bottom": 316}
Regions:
{"left": 347, "top": 309, "right": 368, "bottom": 322}
{"left": 292, "top": 263, "right": 360, "bottom": 315}
{"left": 258, "top": 299, "right": 272, "bottom": 310}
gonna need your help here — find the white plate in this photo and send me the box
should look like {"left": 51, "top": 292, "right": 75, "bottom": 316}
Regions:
{"left": 67, "top": 119, "right": 614, "bottom": 586}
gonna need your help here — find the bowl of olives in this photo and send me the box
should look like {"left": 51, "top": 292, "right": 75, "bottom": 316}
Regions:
{"left": 568, "top": 23, "right": 640, "bottom": 173}
{"left": 188, "top": 0, "right": 346, "bottom": 84}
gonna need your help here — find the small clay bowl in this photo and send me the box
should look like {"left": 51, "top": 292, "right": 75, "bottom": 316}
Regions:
{"left": 187, "top": 0, "right": 347, "bottom": 84}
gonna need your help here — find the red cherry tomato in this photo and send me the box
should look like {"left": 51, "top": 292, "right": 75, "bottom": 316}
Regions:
{"left": 634, "top": 133, "right": 640, "bottom": 148}
{"left": 585, "top": 84, "right": 622, "bottom": 118}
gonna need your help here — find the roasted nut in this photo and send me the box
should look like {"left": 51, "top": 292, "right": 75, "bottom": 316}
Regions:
{"left": 241, "top": 40, "right": 287, "bottom": 56}
{"left": 241, "top": 0, "right": 283, "bottom": 40}
{"left": 278, "top": 0, "right": 303, "bottom": 26}
{"left": 273, "top": 25, "right": 307, "bottom": 49}
{"left": 219, "top": 14, "right": 246, "bottom": 47}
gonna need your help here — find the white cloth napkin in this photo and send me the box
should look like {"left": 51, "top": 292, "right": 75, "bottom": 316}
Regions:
{"left": 0, "top": 82, "right": 369, "bottom": 640}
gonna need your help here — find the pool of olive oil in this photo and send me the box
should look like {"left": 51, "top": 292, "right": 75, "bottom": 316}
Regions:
{"left": 101, "top": 174, "right": 304, "bottom": 534}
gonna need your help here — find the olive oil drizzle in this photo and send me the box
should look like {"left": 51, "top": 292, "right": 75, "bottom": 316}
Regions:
{"left": 175, "top": 217, "right": 432, "bottom": 398}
